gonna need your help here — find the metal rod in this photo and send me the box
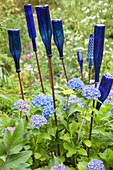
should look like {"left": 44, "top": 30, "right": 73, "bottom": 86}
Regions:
{"left": 48, "top": 57, "right": 60, "bottom": 156}
{"left": 81, "top": 71, "right": 83, "bottom": 81}
{"left": 87, "top": 83, "right": 97, "bottom": 157}
{"left": 35, "top": 51, "right": 45, "bottom": 94}
{"left": 18, "top": 73, "right": 28, "bottom": 122}
{"left": 88, "top": 69, "right": 91, "bottom": 85}
{"left": 62, "top": 60, "right": 68, "bottom": 82}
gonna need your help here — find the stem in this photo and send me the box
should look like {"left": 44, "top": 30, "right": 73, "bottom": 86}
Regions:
{"left": 88, "top": 83, "right": 97, "bottom": 157}
{"left": 73, "top": 154, "right": 77, "bottom": 168}
{"left": 62, "top": 60, "right": 68, "bottom": 82}
{"left": 76, "top": 118, "right": 85, "bottom": 145}
{"left": 88, "top": 69, "right": 91, "bottom": 85}
{"left": 35, "top": 51, "right": 45, "bottom": 93}
{"left": 66, "top": 96, "right": 69, "bottom": 115}
{"left": 81, "top": 71, "right": 83, "bottom": 81}
{"left": 48, "top": 58, "right": 60, "bottom": 156}
{"left": 18, "top": 73, "right": 28, "bottom": 122}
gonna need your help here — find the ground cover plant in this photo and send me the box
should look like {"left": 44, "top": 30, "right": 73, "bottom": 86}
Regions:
{"left": 0, "top": 0, "right": 113, "bottom": 170}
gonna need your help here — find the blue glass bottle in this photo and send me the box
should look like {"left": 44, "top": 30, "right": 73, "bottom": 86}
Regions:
{"left": 96, "top": 74, "right": 113, "bottom": 110}
{"left": 52, "top": 19, "right": 64, "bottom": 60}
{"left": 87, "top": 34, "right": 94, "bottom": 69}
{"left": 8, "top": 29, "right": 21, "bottom": 73}
{"left": 77, "top": 51, "right": 83, "bottom": 72}
{"left": 24, "top": 4, "right": 37, "bottom": 51}
{"left": 35, "top": 5, "right": 52, "bottom": 58}
{"left": 94, "top": 24, "right": 105, "bottom": 83}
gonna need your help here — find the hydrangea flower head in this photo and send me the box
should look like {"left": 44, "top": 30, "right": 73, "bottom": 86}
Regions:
{"left": 67, "top": 78, "right": 84, "bottom": 90}
{"left": 51, "top": 164, "right": 67, "bottom": 170}
{"left": 82, "top": 85, "right": 101, "bottom": 100}
{"left": 13, "top": 99, "right": 31, "bottom": 111}
{"left": 42, "top": 105, "right": 56, "bottom": 119}
{"left": 31, "top": 94, "right": 53, "bottom": 107}
{"left": 62, "top": 97, "right": 85, "bottom": 114}
{"left": 30, "top": 115, "right": 47, "bottom": 129}
{"left": 111, "top": 107, "right": 113, "bottom": 115}
{"left": 87, "top": 159, "right": 105, "bottom": 170}
{"left": 2, "top": 127, "right": 16, "bottom": 136}
{"left": 104, "top": 99, "right": 113, "bottom": 104}
{"left": 108, "top": 92, "right": 113, "bottom": 100}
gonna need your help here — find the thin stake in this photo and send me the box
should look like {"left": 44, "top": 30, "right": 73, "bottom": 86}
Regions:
{"left": 18, "top": 73, "right": 28, "bottom": 122}
{"left": 35, "top": 51, "right": 45, "bottom": 93}
{"left": 62, "top": 60, "right": 68, "bottom": 82}
{"left": 81, "top": 71, "right": 83, "bottom": 81}
{"left": 48, "top": 57, "right": 60, "bottom": 156}
{"left": 88, "top": 69, "right": 91, "bottom": 85}
{"left": 88, "top": 83, "right": 97, "bottom": 157}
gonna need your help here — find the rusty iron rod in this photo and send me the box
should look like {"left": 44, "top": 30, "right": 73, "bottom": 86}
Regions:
{"left": 62, "top": 60, "right": 68, "bottom": 82}
{"left": 48, "top": 57, "right": 60, "bottom": 156}
{"left": 81, "top": 71, "right": 83, "bottom": 81}
{"left": 87, "top": 83, "right": 97, "bottom": 157}
{"left": 88, "top": 69, "right": 91, "bottom": 85}
{"left": 18, "top": 73, "right": 28, "bottom": 122}
{"left": 35, "top": 51, "right": 45, "bottom": 94}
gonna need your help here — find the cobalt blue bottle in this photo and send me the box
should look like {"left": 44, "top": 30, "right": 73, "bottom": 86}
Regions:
{"left": 52, "top": 19, "right": 64, "bottom": 60}
{"left": 8, "top": 29, "right": 21, "bottom": 73}
{"left": 35, "top": 5, "right": 52, "bottom": 58}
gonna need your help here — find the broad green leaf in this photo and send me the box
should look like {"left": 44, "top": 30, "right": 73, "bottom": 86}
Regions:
{"left": 12, "top": 121, "right": 24, "bottom": 142}
{"left": 4, "top": 129, "right": 12, "bottom": 149}
{"left": 49, "top": 156, "right": 61, "bottom": 168}
{"left": 34, "top": 153, "right": 41, "bottom": 159}
{"left": 55, "top": 94, "right": 66, "bottom": 106}
{"left": 32, "top": 128, "right": 40, "bottom": 135}
{"left": 60, "top": 134, "right": 72, "bottom": 142}
{"left": 78, "top": 161, "right": 88, "bottom": 170}
{"left": 78, "top": 149, "right": 87, "bottom": 156}
{"left": 0, "top": 155, "right": 6, "bottom": 162}
{"left": 8, "top": 144, "right": 24, "bottom": 155}
{"left": 83, "top": 140, "right": 91, "bottom": 147}
{"left": 0, "top": 143, "right": 5, "bottom": 156}
{"left": 41, "top": 133, "right": 51, "bottom": 140}
{"left": 66, "top": 147, "right": 77, "bottom": 157}
{"left": 47, "top": 127, "right": 57, "bottom": 137}
{"left": 3, "top": 151, "right": 32, "bottom": 168}
{"left": 68, "top": 104, "right": 78, "bottom": 117}
{"left": 92, "top": 127, "right": 105, "bottom": 135}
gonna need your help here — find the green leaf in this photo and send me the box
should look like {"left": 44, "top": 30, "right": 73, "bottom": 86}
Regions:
{"left": 12, "top": 121, "right": 24, "bottom": 142}
{"left": 49, "top": 156, "right": 61, "bottom": 168}
{"left": 60, "top": 134, "right": 72, "bottom": 142}
{"left": 4, "top": 129, "right": 12, "bottom": 149}
{"left": 47, "top": 127, "right": 57, "bottom": 137}
{"left": 41, "top": 133, "right": 51, "bottom": 140}
{"left": 78, "top": 149, "right": 87, "bottom": 156}
{"left": 78, "top": 161, "right": 88, "bottom": 170}
{"left": 63, "top": 142, "right": 77, "bottom": 157}
{"left": 68, "top": 104, "right": 78, "bottom": 117}
{"left": 55, "top": 94, "right": 66, "bottom": 106}
{"left": 92, "top": 127, "right": 105, "bottom": 135}
{"left": 3, "top": 151, "right": 32, "bottom": 168}
{"left": 34, "top": 153, "right": 41, "bottom": 159}
{"left": 0, "top": 143, "right": 5, "bottom": 156}
{"left": 83, "top": 140, "right": 91, "bottom": 147}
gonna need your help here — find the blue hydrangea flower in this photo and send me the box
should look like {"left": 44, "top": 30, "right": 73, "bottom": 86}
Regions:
{"left": 51, "top": 164, "right": 67, "bottom": 170}
{"left": 77, "top": 100, "right": 85, "bottom": 108}
{"left": 13, "top": 99, "right": 31, "bottom": 111}
{"left": 104, "top": 99, "right": 113, "bottom": 104}
{"left": 67, "top": 78, "right": 84, "bottom": 90}
{"left": 108, "top": 92, "right": 113, "bottom": 100}
{"left": 2, "top": 127, "right": 16, "bottom": 136}
{"left": 30, "top": 115, "right": 47, "bottom": 129}
{"left": 42, "top": 104, "right": 56, "bottom": 119}
{"left": 62, "top": 97, "right": 85, "bottom": 114}
{"left": 111, "top": 107, "right": 113, "bottom": 115}
{"left": 82, "top": 85, "right": 101, "bottom": 100}
{"left": 31, "top": 94, "right": 53, "bottom": 107}
{"left": 87, "top": 159, "right": 105, "bottom": 170}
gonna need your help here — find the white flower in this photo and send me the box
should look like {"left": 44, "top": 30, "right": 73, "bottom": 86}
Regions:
{"left": 85, "top": 9, "right": 90, "bottom": 13}
{"left": 82, "top": 7, "right": 86, "bottom": 11}
{"left": 98, "top": 1, "right": 102, "bottom": 5}
{"left": 104, "top": 3, "right": 108, "bottom": 6}
{"left": 102, "top": 9, "right": 107, "bottom": 13}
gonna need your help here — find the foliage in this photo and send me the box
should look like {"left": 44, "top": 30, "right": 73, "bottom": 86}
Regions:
{"left": 0, "top": 0, "right": 113, "bottom": 169}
